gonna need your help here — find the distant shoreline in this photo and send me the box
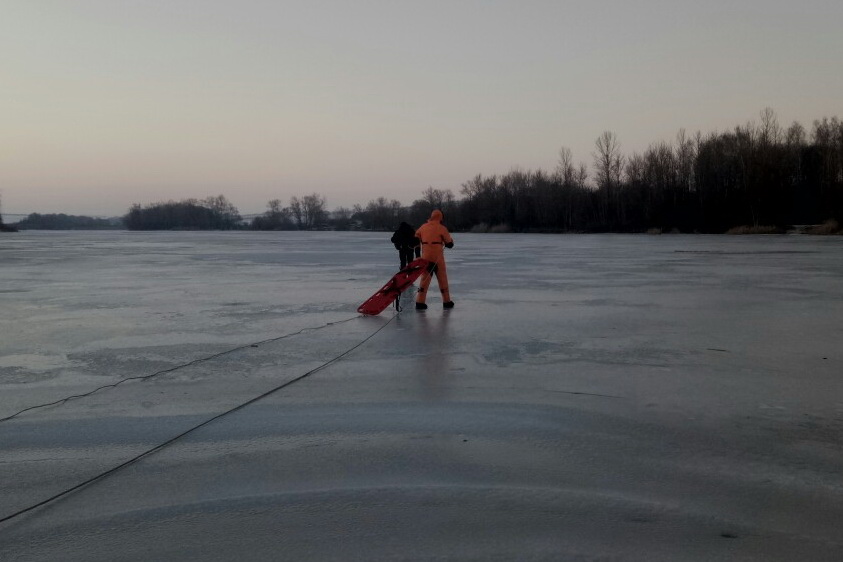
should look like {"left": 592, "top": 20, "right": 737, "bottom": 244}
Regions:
{"left": 3, "top": 226, "right": 841, "bottom": 235}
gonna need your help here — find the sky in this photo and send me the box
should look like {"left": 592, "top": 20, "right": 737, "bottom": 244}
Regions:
{"left": 2, "top": 0, "right": 842, "bottom": 217}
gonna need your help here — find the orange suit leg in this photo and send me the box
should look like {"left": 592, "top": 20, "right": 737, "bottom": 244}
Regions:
{"left": 416, "top": 260, "right": 450, "bottom": 304}
{"left": 416, "top": 268, "right": 433, "bottom": 304}
{"left": 435, "top": 261, "right": 450, "bottom": 302}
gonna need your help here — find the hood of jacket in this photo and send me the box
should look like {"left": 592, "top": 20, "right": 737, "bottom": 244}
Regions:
{"left": 428, "top": 210, "right": 443, "bottom": 223}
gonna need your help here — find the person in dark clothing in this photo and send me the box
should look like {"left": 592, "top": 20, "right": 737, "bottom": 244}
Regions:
{"left": 391, "top": 222, "right": 421, "bottom": 270}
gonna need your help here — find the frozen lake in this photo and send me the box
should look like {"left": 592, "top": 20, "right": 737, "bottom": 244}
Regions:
{"left": 1, "top": 231, "right": 842, "bottom": 561}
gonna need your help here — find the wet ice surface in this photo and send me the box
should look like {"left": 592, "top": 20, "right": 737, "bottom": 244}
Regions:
{"left": 1, "top": 231, "right": 842, "bottom": 561}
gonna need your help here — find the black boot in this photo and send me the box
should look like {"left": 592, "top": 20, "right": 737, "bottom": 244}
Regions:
{"left": 415, "top": 302, "right": 428, "bottom": 310}
{"left": 443, "top": 301, "right": 454, "bottom": 309}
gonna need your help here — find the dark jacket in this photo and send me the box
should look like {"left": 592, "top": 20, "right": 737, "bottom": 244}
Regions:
{"left": 391, "top": 222, "right": 420, "bottom": 251}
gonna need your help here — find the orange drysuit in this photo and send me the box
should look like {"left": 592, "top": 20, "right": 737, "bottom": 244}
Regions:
{"left": 415, "top": 210, "right": 454, "bottom": 306}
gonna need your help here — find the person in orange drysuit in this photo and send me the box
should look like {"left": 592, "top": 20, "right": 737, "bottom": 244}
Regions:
{"left": 415, "top": 209, "right": 454, "bottom": 310}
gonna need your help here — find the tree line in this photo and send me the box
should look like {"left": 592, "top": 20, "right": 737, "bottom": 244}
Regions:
{"left": 123, "top": 195, "right": 242, "bottom": 230}
{"left": 447, "top": 111, "right": 842, "bottom": 233}
{"left": 13, "top": 109, "right": 835, "bottom": 234}
{"left": 10, "top": 213, "right": 119, "bottom": 230}
{"left": 247, "top": 188, "right": 457, "bottom": 232}
{"left": 244, "top": 110, "right": 842, "bottom": 234}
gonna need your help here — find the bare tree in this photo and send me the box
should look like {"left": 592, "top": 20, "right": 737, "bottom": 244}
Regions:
{"left": 330, "top": 206, "right": 353, "bottom": 230}
{"left": 626, "top": 152, "right": 646, "bottom": 186}
{"left": 364, "top": 197, "right": 400, "bottom": 230}
{"left": 759, "top": 107, "right": 781, "bottom": 145}
{"left": 593, "top": 131, "right": 624, "bottom": 225}
{"left": 301, "top": 193, "right": 327, "bottom": 229}
{"left": 785, "top": 121, "right": 806, "bottom": 148}
{"left": 576, "top": 162, "right": 589, "bottom": 189}
{"left": 267, "top": 199, "right": 284, "bottom": 217}
{"left": 421, "top": 187, "right": 453, "bottom": 209}
{"left": 556, "top": 147, "right": 576, "bottom": 185}
{"left": 264, "top": 199, "right": 291, "bottom": 229}
{"left": 594, "top": 131, "right": 623, "bottom": 188}
{"left": 203, "top": 195, "right": 240, "bottom": 220}
{"left": 201, "top": 194, "right": 241, "bottom": 228}
{"left": 675, "top": 129, "right": 696, "bottom": 193}
{"left": 289, "top": 196, "right": 303, "bottom": 229}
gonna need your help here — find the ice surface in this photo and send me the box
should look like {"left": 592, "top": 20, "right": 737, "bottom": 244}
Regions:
{"left": 1, "top": 231, "right": 842, "bottom": 561}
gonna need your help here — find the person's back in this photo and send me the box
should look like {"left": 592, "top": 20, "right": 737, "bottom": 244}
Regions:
{"left": 415, "top": 213, "right": 452, "bottom": 259}
{"left": 414, "top": 210, "right": 454, "bottom": 310}
{"left": 391, "top": 222, "right": 420, "bottom": 270}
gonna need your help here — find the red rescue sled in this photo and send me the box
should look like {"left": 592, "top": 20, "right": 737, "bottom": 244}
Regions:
{"left": 357, "top": 259, "right": 432, "bottom": 315}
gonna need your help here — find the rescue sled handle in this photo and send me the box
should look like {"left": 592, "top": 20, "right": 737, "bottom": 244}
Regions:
{"left": 357, "top": 258, "right": 431, "bottom": 315}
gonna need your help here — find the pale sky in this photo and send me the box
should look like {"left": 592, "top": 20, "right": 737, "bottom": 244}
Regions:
{"left": 2, "top": 0, "right": 841, "bottom": 217}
